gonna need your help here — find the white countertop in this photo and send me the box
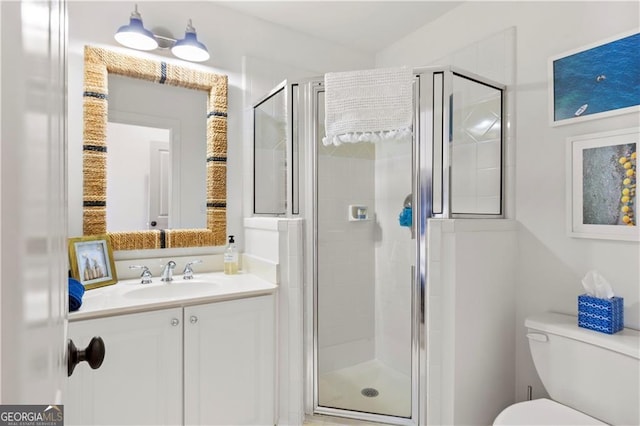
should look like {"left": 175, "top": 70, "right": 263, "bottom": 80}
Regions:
{"left": 69, "top": 271, "right": 278, "bottom": 321}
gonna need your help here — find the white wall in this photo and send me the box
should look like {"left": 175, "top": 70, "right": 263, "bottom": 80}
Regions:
{"left": 427, "top": 219, "right": 517, "bottom": 425}
{"left": 68, "top": 1, "right": 373, "bottom": 256}
{"left": 243, "top": 217, "right": 305, "bottom": 426}
{"left": 377, "top": 0, "right": 640, "bottom": 405}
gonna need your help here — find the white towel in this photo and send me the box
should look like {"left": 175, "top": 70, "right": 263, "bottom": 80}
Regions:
{"left": 323, "top": 66, "right": 413, "bottom": 146}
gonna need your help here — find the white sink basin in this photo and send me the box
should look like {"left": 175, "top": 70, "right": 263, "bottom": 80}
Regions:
{"left": 69, "top": 271, "right": 278, "bottom": 321}
{"left": 124, "top": 280, "right": 220, "bottom": 299}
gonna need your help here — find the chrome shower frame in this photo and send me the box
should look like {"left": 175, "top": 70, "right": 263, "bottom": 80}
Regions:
{"left": 301, "top": 76, "right": 425, "bottom": 425}
{"left": 265, "top": 66, "right": 506, "bottom": 426}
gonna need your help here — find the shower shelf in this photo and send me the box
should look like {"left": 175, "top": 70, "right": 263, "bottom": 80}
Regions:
{"left": 348, "top": 205, "right": 370, "bottom": 221}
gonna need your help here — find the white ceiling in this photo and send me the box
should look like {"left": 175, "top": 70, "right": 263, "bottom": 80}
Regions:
{"left": 216, "top": 1, "right": 463, "bottom": 53}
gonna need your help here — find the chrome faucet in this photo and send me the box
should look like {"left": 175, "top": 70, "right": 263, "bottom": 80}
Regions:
{"left": 183, "top": 260, "right": 202, "bottom": 280}
{"left": 160, "top": 261, "right": 176, "bottom": 282}
{"left": 129, "top": 265, "right": 153, "bottom": 284}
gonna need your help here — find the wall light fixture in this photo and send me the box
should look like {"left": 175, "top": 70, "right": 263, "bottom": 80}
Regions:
{"left": 114, "top": 4, "right": 158, "bottom": 51}
{"left": 171, "top": 20, "right": 210, "bottom": 62}
{"left": 114, "top": 4, "right": 210, "bottom": 63}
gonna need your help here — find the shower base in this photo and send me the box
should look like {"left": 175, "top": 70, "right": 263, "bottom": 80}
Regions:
{"left": 318, "top": 359, "right": 411, "bottom": 418}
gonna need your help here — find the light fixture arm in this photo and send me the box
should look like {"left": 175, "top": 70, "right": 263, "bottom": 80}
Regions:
{"left": 131, "top": 4, "right": 142, "bottom": 20}
{"left": 154, "top": 34, "right": 176, "bottom": 50}
{"left": 185, "top": 19, "right": 196, "bottom": 34}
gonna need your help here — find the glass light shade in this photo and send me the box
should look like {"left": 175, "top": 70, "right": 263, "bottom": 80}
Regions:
{"left": 171, "top": 31, "right": 209, "bottom": 62}
{"left": 114, "top": 16, "right": 158, "bottom": 51}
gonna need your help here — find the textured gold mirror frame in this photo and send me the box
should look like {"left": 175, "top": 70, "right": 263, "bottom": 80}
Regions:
{"left": 82, "top": 46, "right": 227, "bottom": 250}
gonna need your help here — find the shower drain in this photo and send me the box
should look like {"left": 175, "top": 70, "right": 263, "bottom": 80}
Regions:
{"left": 361, "top": 387, "right": 379, "bottom": 398}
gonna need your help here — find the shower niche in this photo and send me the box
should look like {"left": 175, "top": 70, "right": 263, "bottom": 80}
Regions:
{"left": 347, "top": 205, "right": 369, "bottom": 221}
{"left": 252, "top": 67, "right": 505, "bottom": 425}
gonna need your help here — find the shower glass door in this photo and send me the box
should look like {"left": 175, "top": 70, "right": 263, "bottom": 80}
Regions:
{"left": 253, "top": 82, "right": 288, "bottom": 215}
{"left": 314, "top": 87, "right": 416, "bottom": 421}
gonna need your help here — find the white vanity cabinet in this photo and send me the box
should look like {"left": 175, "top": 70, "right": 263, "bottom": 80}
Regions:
{"left": 66, "top": 307, "right": 183, "bottom": 425}
{"left": 184, "top": 295, "right": 275, "bottom": 425}
{"left": 66, "top": 294, "right": 275, "bottom": 426}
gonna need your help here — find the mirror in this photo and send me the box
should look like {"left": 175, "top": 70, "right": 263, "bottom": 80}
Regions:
{"left": 106, "top": 74, "right": 207, "bottom": 232}
{"left": 82, "top": 46, "right": 228, "bottom": 250}
{"left": 106, "top": 121, "right": 172, "bottom": 232}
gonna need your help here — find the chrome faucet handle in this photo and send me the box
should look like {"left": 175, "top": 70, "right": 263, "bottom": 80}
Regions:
{"left": 129, "top": 265, "right": 153, "bottom": 284}
{"left": 183, "top": 260, "right": 203, "bottom": 280}
{"left": 160, "top": 260, "right": 177, "bottom": 282}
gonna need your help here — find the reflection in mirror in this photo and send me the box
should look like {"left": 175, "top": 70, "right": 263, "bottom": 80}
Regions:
{"left": 106, "top": 73, "right": 208, "bottom": 232}
{"left": 106, "top": 122, "right": 171, "bottom": 231}
{"left": 254, "top": 85, "right": 287, "bottom": 214}
{"left": 82, "top": 46, "right": 227, "bottom": 250}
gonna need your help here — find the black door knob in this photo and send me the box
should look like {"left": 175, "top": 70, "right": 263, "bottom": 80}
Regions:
{"left": 150, "top": 221, "right": 157, "bottom": 227}
{"left": 68, "top": 336, "right": 105, "bottom": 377}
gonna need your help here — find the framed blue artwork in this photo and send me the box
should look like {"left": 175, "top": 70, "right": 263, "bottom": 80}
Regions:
{"left": 549, "top": 30, "right": 640, "bottom": 126}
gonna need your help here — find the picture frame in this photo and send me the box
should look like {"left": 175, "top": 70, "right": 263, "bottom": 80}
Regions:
{"left": 549, "top": 30, "right": 640, "bottom": 126}
{"left": 68, "top": 234, "right": 118, "bottom": 289}
{"left": 566, "top": 128, "right": 639, "bottom": 241}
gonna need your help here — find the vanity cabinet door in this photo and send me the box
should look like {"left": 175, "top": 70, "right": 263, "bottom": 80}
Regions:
{"left": 66, "top": 308, "right": 183, "bottom": 425}
{"left": 184, "top": 295, "right": 275, "bottom": 426}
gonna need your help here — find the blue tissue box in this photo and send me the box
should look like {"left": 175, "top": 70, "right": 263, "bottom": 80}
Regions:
{"left": 578, "top": 294, "right": 623, "bottom": 334}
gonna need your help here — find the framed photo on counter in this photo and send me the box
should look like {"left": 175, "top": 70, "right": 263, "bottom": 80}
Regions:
{"left": 68, "top": 234, "right": 118, "bottom": 289}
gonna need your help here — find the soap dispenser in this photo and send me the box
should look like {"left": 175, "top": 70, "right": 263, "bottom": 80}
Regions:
{"left": 224, "top": 235, "right": 238, "bottom": 275}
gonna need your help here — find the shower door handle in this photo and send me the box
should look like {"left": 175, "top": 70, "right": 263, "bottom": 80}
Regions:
{"left": 411, "top": 204, "right": 416, "bottom": 240}
{"left": 409, "top": 194, "right": 415, "bottom": 240}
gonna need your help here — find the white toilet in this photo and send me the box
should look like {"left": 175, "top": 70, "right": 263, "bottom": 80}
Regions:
{"left": 494, "top": 312, "right": 640, "bottom": 425}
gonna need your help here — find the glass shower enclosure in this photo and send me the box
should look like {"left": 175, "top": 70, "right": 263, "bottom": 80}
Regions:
{"left": 253, "top": 67, "right": 505, "bottom": 425}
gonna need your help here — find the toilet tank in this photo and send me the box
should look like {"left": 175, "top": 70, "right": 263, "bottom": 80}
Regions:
{"left": 526, "top": 312, "right": 639, "bottom": 425}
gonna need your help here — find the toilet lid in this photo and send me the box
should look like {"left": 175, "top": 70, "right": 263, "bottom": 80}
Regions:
{"left": 494, "top": 398, "right": 607, "bottom": 425}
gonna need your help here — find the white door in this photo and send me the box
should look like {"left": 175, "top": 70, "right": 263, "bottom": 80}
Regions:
{"left": 0, "top": 0, "right": 68, "bottom": 404}
{"left": 66, "top": 309, "right": 183, "bottom": 425}
{"left": 149, "top": 141, "right": 170, "bottom": 229}
{"left": 184, "top": 296, "right": 276, "bottom": 426}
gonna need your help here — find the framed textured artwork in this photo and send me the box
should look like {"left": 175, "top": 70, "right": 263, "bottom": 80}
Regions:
{"left": 68, "top": 234, "right": 118, "bottom": 289}
{"left": 549, "top": 30, "right": 640, "bottom": 126}
{"left": 567, "top": 128, "right": 638, "bottom": 241}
